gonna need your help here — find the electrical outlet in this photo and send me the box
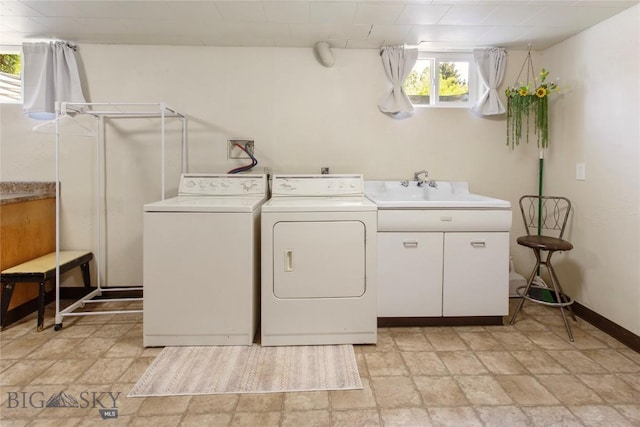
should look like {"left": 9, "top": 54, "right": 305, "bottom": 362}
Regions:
{"left": 576, "top": 163, "right": 586, "bottom": 181}
{"left": 228, "top": 139, "right": 254, "bottom": 159}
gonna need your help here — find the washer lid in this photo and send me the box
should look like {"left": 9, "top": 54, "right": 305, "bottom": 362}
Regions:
{"left": 261, "top": 196, "right": 377, "bottom": 212}
{"left": 144, "top": 195, "right": 268, "bottom": 213}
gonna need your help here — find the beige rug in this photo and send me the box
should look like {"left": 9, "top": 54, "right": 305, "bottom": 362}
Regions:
{"left": 128, "top": 344, "right": 362, "bottom": 397}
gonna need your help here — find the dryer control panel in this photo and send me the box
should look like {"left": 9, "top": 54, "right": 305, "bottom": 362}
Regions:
{"left": 271, "top": 174, "right": 363, "bottom": 197}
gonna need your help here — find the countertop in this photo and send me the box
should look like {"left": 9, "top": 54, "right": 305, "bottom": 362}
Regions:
{"left": 0, "top": 182, "right": 56, "bottom": 205}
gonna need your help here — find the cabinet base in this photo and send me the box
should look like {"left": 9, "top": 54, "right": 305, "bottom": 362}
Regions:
{"left": 378, "top": 316, "right": 504, "bottom": 327}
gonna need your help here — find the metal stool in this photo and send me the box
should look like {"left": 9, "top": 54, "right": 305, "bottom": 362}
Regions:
{"left": 510, "top": 195, "right": 576, "bottom": 341}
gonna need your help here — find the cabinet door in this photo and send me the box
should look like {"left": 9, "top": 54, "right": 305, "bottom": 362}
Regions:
{"left": 378, "top": 232, "right": 443, "bottom": 317}
{"left": 442, "top": 232, "right": 509, "bottom": 316}
{"left": 272, "top": 221, "right": 366, "bottom": 298}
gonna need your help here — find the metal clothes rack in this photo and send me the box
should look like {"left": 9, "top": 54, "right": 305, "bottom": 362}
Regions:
{"left": 33, "top": 102, "right": 188, "bottom": 330}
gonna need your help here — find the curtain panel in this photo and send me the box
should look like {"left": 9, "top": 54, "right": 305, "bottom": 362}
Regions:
{"left": 471, "top": 47, "right": 507, "bottom": 116}
{"left": 378, "top": 46, "right": 418, "bottom": 117}
{"left": 22, "top": 41, "right": 86, "bottom": 120}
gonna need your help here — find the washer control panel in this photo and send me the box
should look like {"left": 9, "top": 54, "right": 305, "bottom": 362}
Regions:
{"left": 272, "top": 174, "right": 363, "bottom": 197}
{"left": 178, "top": 174, "right": 267, "bottom": 196}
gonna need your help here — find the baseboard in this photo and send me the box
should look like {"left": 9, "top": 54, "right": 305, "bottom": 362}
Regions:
{"left": 378, "top": 316, "right": 504, "bottom": 327}
{"left": 572, "top": 301, "right": 640, "bottom": 353}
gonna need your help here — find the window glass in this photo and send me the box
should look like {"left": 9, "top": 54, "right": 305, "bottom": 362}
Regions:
{"left": 0, "top": 51, "right": 22, "bottom": 103}
{"left": 403, "top": 53, "right": 475, "bottom": 108}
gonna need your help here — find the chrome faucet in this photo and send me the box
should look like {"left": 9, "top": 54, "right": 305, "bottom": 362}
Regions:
{"left": 414, "top": 170, "right": 428, "bottom": 187}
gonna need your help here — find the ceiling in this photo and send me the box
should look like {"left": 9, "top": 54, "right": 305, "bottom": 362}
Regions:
{"left": 1, "top": 0, "right": 638, "bottom": 51}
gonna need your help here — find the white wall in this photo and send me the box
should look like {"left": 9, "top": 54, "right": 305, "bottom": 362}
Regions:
{"left": 542, "top": 5, "right": 640, "bottom": 335}
{"left": 0, "top": 46, "right": 541, "bottom": 293}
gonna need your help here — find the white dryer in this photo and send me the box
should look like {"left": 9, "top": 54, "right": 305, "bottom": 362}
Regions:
{"left": 261, "top": 174, "right": 377, "bottom": 346}
{"left": 143, "top": 174, "right": 268, "bottom": 347}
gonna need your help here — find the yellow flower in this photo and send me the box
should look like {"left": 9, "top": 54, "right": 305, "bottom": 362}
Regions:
{"left": 535, "top": 87, "right": 548, "bottom": 98}
{"left": 518, "top": 87, "right": 529, "bottom": 96}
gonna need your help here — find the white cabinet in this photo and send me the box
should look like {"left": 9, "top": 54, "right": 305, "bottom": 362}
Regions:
{"left": 442, "top": 232, "right": 509, "bottom": 316}
{"left": 378, "top": 232, "right": 443, "bottom": 317}
{"left": 377, "top": 231, "right": 509, "bottom": 317}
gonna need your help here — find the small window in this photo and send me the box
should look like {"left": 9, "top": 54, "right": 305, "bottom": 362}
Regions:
{"left": 403, "top": 52, "right": 476, "bottom": 108}
{"left": 0, "top": 49, "right": 22, "bottom": 103}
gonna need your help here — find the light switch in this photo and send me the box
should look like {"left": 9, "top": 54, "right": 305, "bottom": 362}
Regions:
{"left": 576, "top": 163, "right": 586, "bottom": 181}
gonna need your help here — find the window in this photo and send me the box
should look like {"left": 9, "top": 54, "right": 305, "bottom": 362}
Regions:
{"left": 403, "top": 52, "right": 477, "bottom": 108}
{"left": 0, "top": 49, "right": 22, "bottom": 103}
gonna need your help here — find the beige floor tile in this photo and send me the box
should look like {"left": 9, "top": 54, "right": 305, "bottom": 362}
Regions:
{"left": 355, "top": 352, "right": 370, "bottom": 378}
{"left": 619, "top": 349, "right": 640, "bottom": 365}
{"left": 104, "top": 336, "right": 145, "bottom": 358}
{"left": 364, "top": 352, "right": 408, "bottom": 376}
{"left": 456, "top": 331, "right": 505, "bottom": 351}
{"left": 117, "top": 357, "right": 155, "bottom": 383}
{"left": 584, "top": 329, "right": 631, "bottom": 349}
{"left": 392, "top": 332, "right": 434, "bottom": 351}
{"left": 0, "top": 419, "right": 31, "bottom": 427}
{"left": 577, "top": 374, "right": 640, "bottom": 404}
{"left": 186, "top": 393, "right": 238, "bottom": 413}
{"left": 570, "top": 404, "right": 635, "bottom": 426}
{"left": 230, "top": 412, "right": 280, "bottom": 427}
{"left": 0, "top": 359, "right": 56, "bottom": 386}
{"left": 330, "top": 377, "right": 377, "bottom": 409}
{"left": 490, "top": 331, "right": 537, "bottom": 350}
{"left": 331, "top": 409, "right": 380, "bottom": 426}
{"left": 546, "top": 350, "right": 608, "bottom": 374}
{"left": 380, "top": 408, "right": 431, "bottom": 426}
{"left": 581, "top": 349, "right": 640, "bottom": 373}
{"left": 454, "top": 375, "right": 512, "bottom": 405}
{"left": 614, "top": 404, "right": 640, "bottom": 424}
{"left": 495, "top": 375, "right": 560, "bottom": 405}
{"left": 283, "top": 390, "right": 328, "bottom": 410}
{"left": 617, "top": 372, "right": 640, "bottom": 391}
{"left": 370, "top": 376, "right": 422, "bottom": 408}
{"left": 0, "top": 336, "right": 50, "bottom": 359}
{"left": 29, "top": 358, "right": 94, "bottom": 385}
{"left": 413, "top": 376, "right": 467, "bottom": 407}
{"left": 25, "top": 338, "right": 84, "bottom": 360}
{"left": 359, "top": 334, "right": 396, "bottom": 353}
{"left": 536, "top": 374, "right": 604, "bottom": 405}
{"left": 510, "top": 350, "right": 567, "bottom": 374}
{"left": 427, "top": 406, "right": 482, "bottom": 426}
{"left": 28, "top": 416, "right": 84, "bottom": 426}
{"left": 235, "top": 393, "right": 283, "bottom": 412}
{"left": 438, "top": 351, "right": 487, "bottom": 375}
{"left": 401, "top": 352, "right": 448, "bottom": 376}
{"left": 180, "top": 413, "right": 232, "bottom": 427}
{"left": 475, "top": 351, "right": 529, "bottom": 374}
{"left": 475, "top": 405, "right": 530, "bottom": 426}
{"left": 70, "top": 337, "right": 118, "bottom": 358}
{"left": 423, "top": 331, "right": 467, "bottom": 351}
{"left": 526, "top": 331, "right": 576, "bottom": 350}
{"left": 128, "top": 414, "right": 182, "bottom": 427}
{"left": 76, "top": 358, "right": 134, "bottom": 384}
{"left": 521, "top": 405, "right": 583, "bottom": 426}
{"left": 511, "top": 317, "right": 550, "bottom": 332}
{"left": 51, "top": 324, "right": 99, "bottom": 339}
{"left": 551, "top": 327, "right": 609, "bottom": 349}
{"left": 282, "top": 410, "right": 331, "bottom": 427}
{"left": 89, "top": 323, "right": 135, "bottom": 338}
{"left": 137, "top": 396, "right": 191, "bottom": 415}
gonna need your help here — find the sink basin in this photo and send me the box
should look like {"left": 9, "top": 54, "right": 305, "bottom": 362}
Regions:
{"left": 364, "top": 180, "right": 511, "bottom": 209}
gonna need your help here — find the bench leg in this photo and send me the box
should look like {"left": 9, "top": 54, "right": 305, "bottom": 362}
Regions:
{"left": 80, "top": 262, "right": 91, "bottom": 289}
{"left": 1, "top": 281, "right": 16, "bottom": 329}
{"left": 37, "top": 281, "right": 46, "bottom": 332}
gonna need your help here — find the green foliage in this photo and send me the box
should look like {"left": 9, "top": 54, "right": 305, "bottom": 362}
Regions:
{"left": 403, "top": 62, "right": 468, "bottom": 98}
{"left": 0, "top": 54, "right": 21, "bottom": 75}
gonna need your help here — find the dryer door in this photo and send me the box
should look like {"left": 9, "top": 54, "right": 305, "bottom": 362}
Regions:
{"left": 272, "top": 220, "right": 366, "bottom": 298}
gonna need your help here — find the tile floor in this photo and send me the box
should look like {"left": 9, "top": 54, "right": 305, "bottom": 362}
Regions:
{"left": 1, "top": 299, "right": 639, "bottom": 426}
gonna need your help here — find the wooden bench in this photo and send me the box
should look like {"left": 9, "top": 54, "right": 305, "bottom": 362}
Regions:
{"left": 1, "top": 251, "right": 93, "bottom": 331}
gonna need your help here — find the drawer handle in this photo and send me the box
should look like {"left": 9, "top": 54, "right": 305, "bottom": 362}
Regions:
{"left": 285, "top": 250, "right": 294, "bottom": 272}
{"left": 470, "top": 241, "right": 486, "bottom": 248}
{"left": 403, "top": 240, "right": 418, "bottom": 248}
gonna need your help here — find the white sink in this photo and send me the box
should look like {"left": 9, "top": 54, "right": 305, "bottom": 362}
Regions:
{"left": 364, "top": 180, "right": 511, "bottom": 209}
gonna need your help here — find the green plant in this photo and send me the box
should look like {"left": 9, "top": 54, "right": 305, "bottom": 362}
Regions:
{"left": 506, "top": 68, "right": 558, "bottom": 149}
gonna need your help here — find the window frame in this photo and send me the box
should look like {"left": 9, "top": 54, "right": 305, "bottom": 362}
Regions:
{"left": 0, "top": 46, "right": 23, "bottom": 104}
{"left": 405, "top": 51, "right": 478, "bottom": 109}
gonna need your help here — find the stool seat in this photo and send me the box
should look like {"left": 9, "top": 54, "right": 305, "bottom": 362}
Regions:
{"left": 516, "top": 235, "right": 573, "bottom": 252}
{"left": 1, "top": 251, "right": 93, "bottom": 331}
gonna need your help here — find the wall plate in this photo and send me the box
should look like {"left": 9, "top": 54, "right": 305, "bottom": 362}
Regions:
{"left": 228, "top": 139, "right": 254, "bottom": 159}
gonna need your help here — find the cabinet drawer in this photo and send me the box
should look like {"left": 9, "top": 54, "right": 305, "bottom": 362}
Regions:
{"left": 378, "top": 209, "right": 512, "bottom": 232}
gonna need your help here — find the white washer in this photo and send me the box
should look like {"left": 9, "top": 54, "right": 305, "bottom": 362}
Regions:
{"left": 261, "top": 174, "right": 377, "bottom": 346}
{"left": 143, "top": 174, "right": 268, "bottom": 347}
